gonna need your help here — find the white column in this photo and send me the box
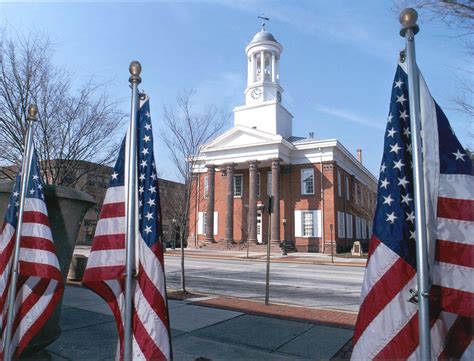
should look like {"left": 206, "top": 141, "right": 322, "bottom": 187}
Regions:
{"left": 271, "top": 53, "right": 276, "bottom": 82}
{"left": 276, "top": 56, "right": 280, "bottom": 83}
{"left": 252, "top": 54, "right": 257, "bottom": 83}
{"left": 247, "top": 56, "right": 252, "bottom": 85}
{"left": 260, "top": 51, "right": 265, "bottom": 83}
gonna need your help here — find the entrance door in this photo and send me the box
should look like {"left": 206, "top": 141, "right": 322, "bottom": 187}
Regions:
{"left": 256, "top": 210, "right": 263, "bottom": 243}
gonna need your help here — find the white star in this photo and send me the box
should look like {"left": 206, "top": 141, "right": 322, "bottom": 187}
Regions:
{"left": 141, "top": 148, "right": 149, "bottom": 155}
{"left": 406, "top": 211, "right": 415, "bottom": 223}
{"left": 13, "top": 191, "right": 19, "bottom": 197}
{"left": 145, "top": 212, "right": 153, "bottom": 221}
{"left": 144, "top": 123, "right": 152, "bottom": 130}
{"left": 29, "top": 189, "right": 35, "bottom": 195}
{"left": 386, "top": 212, "right": 397, "bottom": 224}
{"left": 148, "top": 185, "right": 156, "bottom": 193}
{"left": 111, "top": 172, "right": 118, "bottom": 180}
{"left": 409, "top": 230, "right": 416, "bottom": 240}
{"left": 145, "top": 111, "right": 150, "bottom": 118}
{"left": 139, "top": 186, "right": 144, "bottom": 194}
{"left": 140, "top": 160, "right": 147, "bottom": 168}
{"left": 150, "top": 172, "right": 157, "bottom": 180}
{"left": 139, "top": 173, "right": 146, "bottom": 181}
{"left": 139, "top": 200, "right": 143, "bottom": 207}
{"left": 387, "top": 113, "right": 393, "bottom": 123}
{"left": 380, "top": 162, "right": 387, "bottom": 173}
{"left": 147, "top": 198, "right": 155, "bottom": 207}
{"left": 407, "top": 143, "right": 412, "bottom": 154}
{"left": 399, "top": 110, "right": 409, "bottom": 121}
{"left": 396, "top": 94, "right": 407, "bottom": 105}
{"left": 401, "top": 193, "right": 413, "bottom": 205}
{"left": 394, "top": 79, "right": 404, "bottom": 89}
{"left": 383, "top": 194, "right": 394, "bottom": 206}
{"left": 32, "top": 174, "right": 39, "bottom": 180}
{"left": 143, "top": 135, "right": 151, "bottom": 143}
{"left": 387, "top": 127, "right": 397, "bottom": 138}
{"left": 403, "top": 127, "right": 411, "bottom": 137}
{"left": 390, "top": 143, "right": 402, "bottom": 154}
{"left": 38, "top": 184, "right": 42, "bottom": 190}
{"left": 380, "top": 178, "right": 390, "bottom": 189}
{"left": 393, "top": 159, "right": 405, "bottom": 171}
{"left": 397, "top": 176, "right": 410, "bottom": 188}
{"left": 452, "top": 149, "right": 466, "bottom": 161}
{"left": 15, "top": 201, "right": 19, "bottom": 207}
{"left": 144, "top": 225, "right": 152, "bottom": 234}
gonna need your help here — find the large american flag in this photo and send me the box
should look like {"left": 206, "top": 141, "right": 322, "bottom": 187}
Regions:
{"left": 83, "top": 98, "right": 171, "bottom": 360}
{"left": 352, "top": 64, "right": 473, "bottom": 359}
{"left": 0, "top": 151, "right": 63, "bottom": 358}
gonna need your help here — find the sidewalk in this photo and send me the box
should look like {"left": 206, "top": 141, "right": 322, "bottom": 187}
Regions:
{"left": 19, "top": 285, "right": 355, "bottom": 360}
{"left": 74, "top": 246, "right": 367, "bottom": 267}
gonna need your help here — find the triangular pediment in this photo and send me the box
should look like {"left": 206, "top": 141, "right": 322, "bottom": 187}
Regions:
{"left": 203, "top": 125, "right": 282, "bottom": 151}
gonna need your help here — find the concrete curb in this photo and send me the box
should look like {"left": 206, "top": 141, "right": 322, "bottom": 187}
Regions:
{"left": 164, "top": 251, "right": 367, "bottom": 267}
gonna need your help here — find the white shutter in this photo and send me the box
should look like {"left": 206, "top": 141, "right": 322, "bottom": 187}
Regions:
{"left": 312, "top": 210, "right": 321, "bottom": 237}
{"left": 294, "top": 210, "right": 302, "bottom": 237}
{"left": 197, "top": 212, "right": 204, "bottom": 235}
{"left": 214, "top": 212, "right": 218, "bottom": 235}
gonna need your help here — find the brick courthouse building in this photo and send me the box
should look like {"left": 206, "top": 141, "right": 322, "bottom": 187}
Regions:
{"left": 188, "top": 27, "right": 377, "bottom": 253}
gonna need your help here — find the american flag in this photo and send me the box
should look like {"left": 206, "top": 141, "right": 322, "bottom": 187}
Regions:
{"left": 83, "top": 98, "right": 171, "bottom": 360}
{"left": 352, "top": 64, "right": 473, "bottom": 359}
{"left": 0, "top": 151, "right": 63, "bottom": 358}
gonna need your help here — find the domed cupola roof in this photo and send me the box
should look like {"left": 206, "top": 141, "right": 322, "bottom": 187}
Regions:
{"left": 249, "top": 30, "right": 279, "bottom": 44}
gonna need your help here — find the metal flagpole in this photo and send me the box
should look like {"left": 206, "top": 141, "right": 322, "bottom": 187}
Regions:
{"left": 399, "top": 9, "right": 431, "bottom": 360}
{"left": 124, "top": 61, "right": 141, "bottom": 361}
{"left": 4, "top": 104, "right": 38, "bottom": 361}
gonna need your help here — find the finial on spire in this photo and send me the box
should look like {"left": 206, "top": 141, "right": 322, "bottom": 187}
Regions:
{"left": 257, "top": 14, "right": 270, "bottom": 31}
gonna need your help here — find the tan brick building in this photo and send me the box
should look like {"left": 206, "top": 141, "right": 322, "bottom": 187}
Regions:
{"left": 187, "top": 28, "right": 377, "bottom": 253}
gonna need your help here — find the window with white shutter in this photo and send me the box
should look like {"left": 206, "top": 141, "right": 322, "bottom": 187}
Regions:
{"left": 294, "top": 210, "right": 302, "bottom": 237}
{"left": 198, "top": 212, "right": 204, "bottom": 235}
{"left": 346, "top": 213, "right": 353, "bottom": 239}
{"left": 337, "top": 211, "right": 345, "bottom": 238}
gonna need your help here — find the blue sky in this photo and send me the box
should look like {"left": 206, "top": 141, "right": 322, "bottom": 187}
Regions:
{"left": 1, "top": 0, "right": 471, "bottom": 181}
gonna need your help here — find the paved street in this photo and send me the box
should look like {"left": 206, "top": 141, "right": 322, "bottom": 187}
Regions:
{"left": 164, "top": 256, "right": 364, "bottom": 312}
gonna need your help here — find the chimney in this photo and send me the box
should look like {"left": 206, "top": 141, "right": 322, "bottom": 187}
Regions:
{"left": 309, "top": 131, "right": 314, "bottom": 139}
{"left": 356, "top": 148, "right": 362, "bottom": 164}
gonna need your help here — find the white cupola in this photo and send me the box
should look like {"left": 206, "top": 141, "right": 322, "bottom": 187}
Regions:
{"left": 244, "top": 29, "right": 283, "bottom": 104}
{"left": 233, "top": 26, "right": 293, "bottom": 138}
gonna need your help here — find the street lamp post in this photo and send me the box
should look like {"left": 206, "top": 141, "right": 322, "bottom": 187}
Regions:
{"left": 282, "top": 218, "right": 287, "bottom": 256}
{"left": 172, "top": 218, "right": 176, "bottom": 250}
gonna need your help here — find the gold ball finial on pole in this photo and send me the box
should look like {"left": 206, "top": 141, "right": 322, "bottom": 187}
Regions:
{"left": 129, "top": 60, "right": 142, "bottom": 84}
{"left": 27, "top": 104, "right": 38, "bottom": 121}
{"left": 399, "top": 8, "right": 419, "bottom": 36}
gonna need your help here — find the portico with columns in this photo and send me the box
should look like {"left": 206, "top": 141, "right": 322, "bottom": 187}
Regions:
{"left": 188, "top": 26, "right": 377, "bottom": 253}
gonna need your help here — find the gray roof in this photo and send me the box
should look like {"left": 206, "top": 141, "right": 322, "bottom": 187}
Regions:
{"left": 250, "top": 30, "right": 279, "bottom": 44}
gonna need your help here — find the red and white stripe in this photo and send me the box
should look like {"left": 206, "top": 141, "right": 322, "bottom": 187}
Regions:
{"left": 83, "top": 185, "right": 171, "bottom": 361}
{"left": 0, "top": 198, "right": 63, "bottom": 358}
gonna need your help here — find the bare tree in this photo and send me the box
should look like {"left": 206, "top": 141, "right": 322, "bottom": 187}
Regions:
{"left": 0, "top": 31, "right": 124, "bottom": 185}
{"left": 161, "top": 90, "right": 228, "bottom": 292}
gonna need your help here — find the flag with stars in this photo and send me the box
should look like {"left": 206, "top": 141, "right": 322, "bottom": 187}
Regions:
{"left": 0, "top": 151, "right": 63, "bottom": 358}
{"left": 83, "top": 98, "right": 171, "bottom": 360}
{"left": 352, "top": 63, "right": 473, "bottom": 359}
